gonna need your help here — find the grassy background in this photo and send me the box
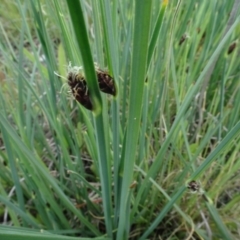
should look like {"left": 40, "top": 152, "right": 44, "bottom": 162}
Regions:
{"left": 0, "top": 0, "right": 240, "bottom": 239}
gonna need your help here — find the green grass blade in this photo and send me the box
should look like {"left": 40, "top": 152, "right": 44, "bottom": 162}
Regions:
{"left": 139, "top": 186, "right": 186, "bottom": 240}
{"left": 66, "top": 1, "right": 113, "bottom": 237}
{"left": 191, "top": 120, "right": 240, "bottom": 179}
{"left": 116, "top": 1, "right": 153, "bottom": 239}
{"left": 97, "top": 0, "right": 121, "bottom": 228}
{"left": 134, "top": 14, "right": 240, "bottom": 211}
{"left": 205, "top": 201, "right": 233, "bottom": 240}
{"left": 0, "top": 113, "right": 101, "bottom": 235}
{"left": 147, "top": 0, "right": 168, "bottom": 67}
{"left": 0, "top": 226, "right": 109, "bottom": 240}
{"left": 0, "top": 195, "right": 39, "bottom": 228}
{"left": 139, "top": 120, "right": 240, "bottom": 239}
{"left": 66, "top": 0, "right": 101, "bottom": 113}
{"left": 0, "top": 124, "right": 26, "bottom": 222}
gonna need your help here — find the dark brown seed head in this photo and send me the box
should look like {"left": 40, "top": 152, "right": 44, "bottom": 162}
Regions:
{"left": 67, "top": 72, "right": 93, "bottom": 110}
{"left": 187, "top": 180, "right": 200, "bottom": 192}
{"left": 96, "top": 69, "right": 116, "bottom": 96}
{"left": 179, "top": 34, "right": 187, "bottom": 45}
{"left": 228, "top": 42, "right": 237, "bottom": 55}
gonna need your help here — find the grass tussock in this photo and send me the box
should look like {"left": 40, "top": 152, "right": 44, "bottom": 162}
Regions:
{"left": 0, "top": 0, "right": 240, "bottom": 239}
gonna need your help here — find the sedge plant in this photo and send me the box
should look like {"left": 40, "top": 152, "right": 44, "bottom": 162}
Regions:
{"left": 0, "top": 0, "right": 240, "bottom": 239}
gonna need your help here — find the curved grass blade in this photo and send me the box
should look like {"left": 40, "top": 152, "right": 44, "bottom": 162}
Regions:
{"left": 133, "top": 14, "right": 240, "bottom": 214}
{"left": 0, "top": 225, "right": 110, "bottom": 240}
{"left": 139, "top": 120, "right": 240, "bottom": 239}
{"left": 205, "top": 201, "right": 233, "bottom": 240}
{"left": 0, "top": 113, "right": 101, "bottom": 235}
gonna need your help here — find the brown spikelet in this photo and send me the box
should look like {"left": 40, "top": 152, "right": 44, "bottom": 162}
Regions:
{"left": 179, "top": 34, "right": 187, "bottom": 45}
{"left": 187, "top": 180, "right": 200, "bottom": 192}
{"left": 67, "top": 72, "right": 93, "bottom": 110}
{"left": 96, "top": 69, "right": 116, "bottom": 96}
{"left": 228, "top": 42, "right": 237, "bottom": 55}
